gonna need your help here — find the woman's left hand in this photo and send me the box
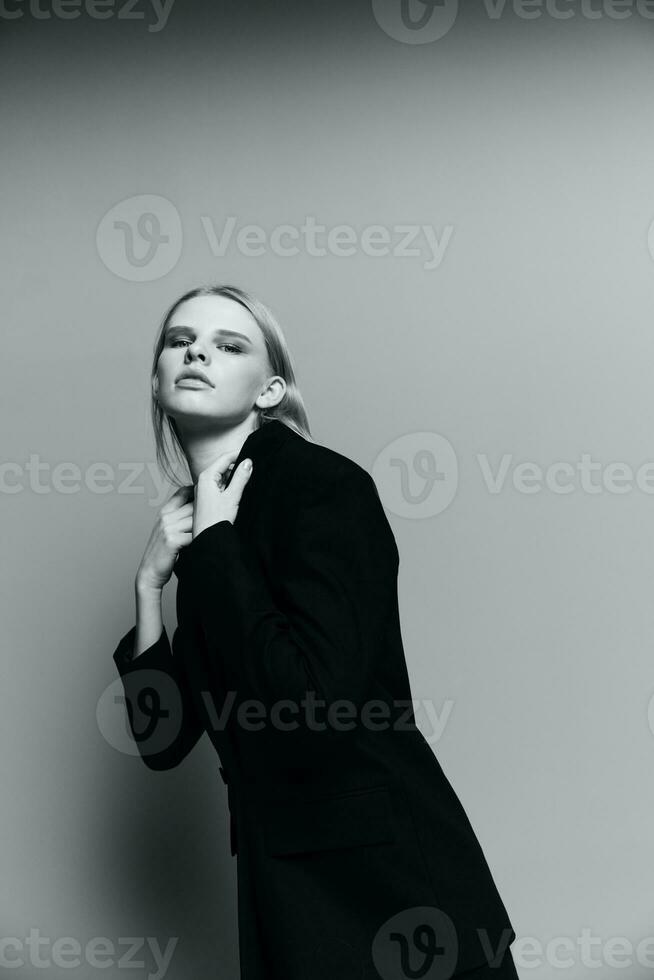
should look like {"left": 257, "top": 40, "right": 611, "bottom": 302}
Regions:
{"left": 192, "top": 451, "right": 253, "bottom": 539}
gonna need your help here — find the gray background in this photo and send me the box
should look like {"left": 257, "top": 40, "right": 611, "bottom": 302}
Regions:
{"left": 2, "top": 2, "right": 653, "bottom": 978}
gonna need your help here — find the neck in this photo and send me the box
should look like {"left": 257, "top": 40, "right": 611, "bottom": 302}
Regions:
{"left": 175, "top": 412, "right": 262, "bottom": 484}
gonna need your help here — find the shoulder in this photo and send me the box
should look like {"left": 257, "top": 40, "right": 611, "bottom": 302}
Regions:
{"left": 277, "top": 428, "right": 398, "bottom": 563}
{"left": 269, "top": 429, "right": 399, "bottom": 565}
{"left": 280, "top": 427, "right": 378, "bottom": 497}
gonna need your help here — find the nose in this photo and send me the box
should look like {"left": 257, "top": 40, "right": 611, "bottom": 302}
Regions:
{"left": 184, "top": 338, "right": 209, "bottom": 363}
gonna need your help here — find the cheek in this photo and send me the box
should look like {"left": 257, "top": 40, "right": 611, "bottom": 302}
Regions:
{"left": 222, "top": 362, "right": 259, "bottom": 391}
{"left": 158, "top": 350, "right": 180, "bottom": 379}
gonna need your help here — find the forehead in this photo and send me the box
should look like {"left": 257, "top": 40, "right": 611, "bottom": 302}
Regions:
{"left": 168, "top": 294, "right": 261, "bottom": 343}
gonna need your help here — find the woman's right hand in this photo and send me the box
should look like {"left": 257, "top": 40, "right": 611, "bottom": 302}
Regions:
{"left": 135, "top": 484, "right": 195, "bottom": 592}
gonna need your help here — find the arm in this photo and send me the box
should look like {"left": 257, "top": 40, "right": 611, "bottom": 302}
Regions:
{"left": 112, "top": 598, "right": 204, "bottom": 771}
{"left": 177, "top": 466, "right": 399, "bottom": 759}
{"left": 133, "top": 582, "right": 165, "bottom": 659}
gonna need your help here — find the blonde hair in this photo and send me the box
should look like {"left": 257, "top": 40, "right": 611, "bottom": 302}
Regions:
{"left": 150, "top": 284, "right": 312, "bottom": 487}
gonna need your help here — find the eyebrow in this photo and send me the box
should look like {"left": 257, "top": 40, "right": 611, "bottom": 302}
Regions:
{"left": 165, "top": 326, "right": 253, "bottom": 345}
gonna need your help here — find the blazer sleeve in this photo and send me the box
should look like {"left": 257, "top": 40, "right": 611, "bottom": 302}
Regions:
{"left": 112, "top": 623, "right": 204, "bottom": 770}
{"left": 177, "top": 466, "right": 399, "bottom": 756}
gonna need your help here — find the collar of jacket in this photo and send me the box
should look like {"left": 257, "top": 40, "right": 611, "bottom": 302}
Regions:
{"left": 173, "top": 418, "right": 300, "bottom": 578}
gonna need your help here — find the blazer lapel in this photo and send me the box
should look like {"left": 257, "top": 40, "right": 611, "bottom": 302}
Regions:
{"left": 174, "top": 418, "right": 300, "bottom": 578}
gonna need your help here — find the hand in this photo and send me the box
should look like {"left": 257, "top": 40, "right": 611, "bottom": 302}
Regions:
{"left": 193, "top": 451, "right": 253, "bottom": 539}
{"left": 135, "top": 484, "right": 195, "bottom": 591}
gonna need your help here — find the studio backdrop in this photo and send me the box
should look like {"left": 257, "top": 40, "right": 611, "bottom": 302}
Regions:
{"left": 2, "top": 2, "right": 653, "bottom": 979}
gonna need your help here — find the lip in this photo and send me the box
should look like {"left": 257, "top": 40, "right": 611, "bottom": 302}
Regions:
{"left": 176, "top": 378, "right": 213, "bottom": 388}
{"left": 175, "top": 368, "right": 214, "bottom": 387}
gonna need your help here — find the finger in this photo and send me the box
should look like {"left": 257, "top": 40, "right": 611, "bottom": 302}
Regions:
{"left": 161, "top": 484, "right": 194, "bottom": 513}
{"left": 170, "top": 501, "right": 194, "bottom": 517}
{"left": 170, "top": 510, "right": 194, "bottom": 528}
{"left": 199, "top": 450, "right": 239, "bottom": 483}
{"left": 225, "top": 458, "right": 253, "bottom": 499}
{"left": 171, "top": 530, "right": 193, "bottom": 554}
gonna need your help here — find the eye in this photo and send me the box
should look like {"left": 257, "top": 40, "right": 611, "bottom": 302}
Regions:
{"left": 169, "top": 340, "right": 242, "bottom": 352}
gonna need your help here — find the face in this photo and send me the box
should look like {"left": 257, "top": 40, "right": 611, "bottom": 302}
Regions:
{"left": 155, "top": 295, "right": 283, "bottom": 430}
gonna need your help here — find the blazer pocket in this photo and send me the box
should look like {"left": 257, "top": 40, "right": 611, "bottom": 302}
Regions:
{"left": 262, "top": 785, "right": 396, "bottom": 857}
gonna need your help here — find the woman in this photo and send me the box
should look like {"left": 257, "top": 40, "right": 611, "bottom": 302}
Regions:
{"left": 112, "top": 285, "right": 519, "bottom": 980}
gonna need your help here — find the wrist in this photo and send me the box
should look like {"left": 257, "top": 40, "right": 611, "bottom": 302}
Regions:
{"left": 135, "top": 576, "right": 163, "bottom": 598}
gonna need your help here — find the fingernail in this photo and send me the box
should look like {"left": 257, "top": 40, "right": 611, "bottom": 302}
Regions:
{"left": 243, "top": 458, "right": 252, "bottom": 471}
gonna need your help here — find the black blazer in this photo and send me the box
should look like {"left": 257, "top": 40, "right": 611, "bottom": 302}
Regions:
{"left": 113, "top": 419, "right": 515, "bottom": 980}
